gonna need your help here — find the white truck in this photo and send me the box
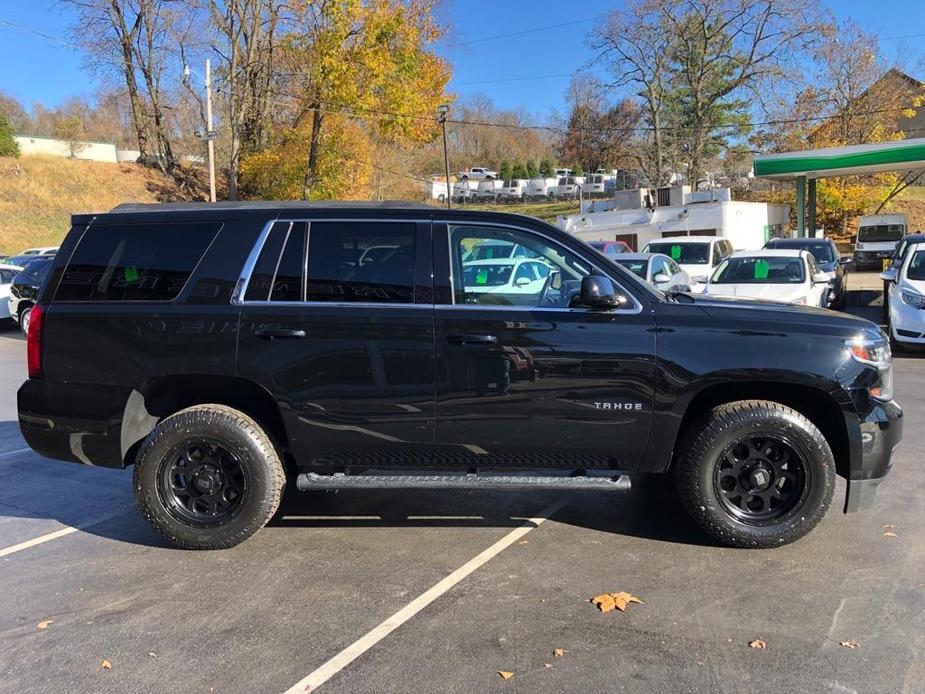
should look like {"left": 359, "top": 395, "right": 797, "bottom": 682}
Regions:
{"left": 854, "top": 213, "right": 909, "bottom": 270}
{"left": 457, "top": 166, "right": 498, "bottom": 181}
{"left": 525, "top": 177, "right": 560, "bottom": 201}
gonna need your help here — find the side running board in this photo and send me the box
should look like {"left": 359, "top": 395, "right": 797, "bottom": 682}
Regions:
{"left": 296, "top": 469, "right": 631, "bottom": 492}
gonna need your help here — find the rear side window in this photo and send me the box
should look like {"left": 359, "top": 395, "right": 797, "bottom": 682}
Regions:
{"left": 56, "top": 222, "right": 219, "bottom": 302}
{"left": 306, "top": 222, "right": 416, "bottom": 304}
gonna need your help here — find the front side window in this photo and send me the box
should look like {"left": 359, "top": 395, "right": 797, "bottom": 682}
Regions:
{"left": 450, "top": 225, "right": 594, "bottom": 308}
{"left": 711, "top": 256, "right": 806, "bottom": 284}
{"left": 906, "top": 250, "right": 925, "bottom": 281}
{"left": 306, "top": 221, "right": 416, "bottom": 304}
{"left": 56, "top": 222, "right": 220, "bottom": 302}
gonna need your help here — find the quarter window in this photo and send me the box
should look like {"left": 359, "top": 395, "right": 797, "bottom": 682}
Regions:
{"left": 306, "top": 222, "right": 416, "bottom": 304}
{"left": 56, "top": 222, "right": 220, "bottom": 302}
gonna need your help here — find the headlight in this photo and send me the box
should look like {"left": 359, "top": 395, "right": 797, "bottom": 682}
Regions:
{"left": 900, "top": 288, "right": 925, "bottom": 308}
{"left": 846, "top": 332, "right": 892, "bottom": 400}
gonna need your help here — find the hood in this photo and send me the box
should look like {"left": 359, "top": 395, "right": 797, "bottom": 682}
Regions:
{"left": 705, "top": 283, "right": 807, "bottom": 303}
{"left": 679, "top": 263, "right": 711, "bottom": 280}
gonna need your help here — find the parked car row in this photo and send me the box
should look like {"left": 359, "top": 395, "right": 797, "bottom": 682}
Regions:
{"left": 452, "top": 174, "right": 617, "bottom": 204}
{"left": 0, "top": 246, "right": 58, "bottom": 332}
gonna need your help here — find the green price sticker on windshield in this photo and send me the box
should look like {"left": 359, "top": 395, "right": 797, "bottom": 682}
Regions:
{"left": 754, "top": 259, "right": 769, "bottom": 280}
{"left": 475, "top": 268, "right": 489, "bottom": 285}
{"left": 670, "top": 245, "right": 682, "bottom": 260}
{"left": 124, "top": 266, "right": 139, "bottom": 282}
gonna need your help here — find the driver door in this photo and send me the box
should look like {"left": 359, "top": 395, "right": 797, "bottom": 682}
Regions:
{"left": 432, "top": 221, "right": 657, "bottom": 471}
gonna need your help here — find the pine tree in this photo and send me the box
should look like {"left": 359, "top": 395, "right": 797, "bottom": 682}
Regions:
{"left": 0, "top": 111, "right": 19, "bottom": 157}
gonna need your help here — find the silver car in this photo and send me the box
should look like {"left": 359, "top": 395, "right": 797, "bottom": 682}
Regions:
{"left": 612, "top": 252, "right": 691, "bottom": 292}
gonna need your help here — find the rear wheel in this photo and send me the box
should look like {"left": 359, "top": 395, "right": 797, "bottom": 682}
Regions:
{"left": 676, "top": 400, "right": 835, "bottom": 548}
{"left": 134, "top": 404, "right": 285, "bottom": 550}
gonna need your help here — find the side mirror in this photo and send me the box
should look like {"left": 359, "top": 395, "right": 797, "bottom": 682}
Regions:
{"left": 514, "top": 276, "right": 531, "bottom": 287}
{"left": 652, "top": 272, "right": 671, "bottom": 284}
{"left": 839, "top": 256, "right": 853, "bottom": 266}
{"left": 578, "top": 275, "right": 628, "bottom": 310}
{"left": 812, "top": 272, "right": 830, "bottom": 284}
{"left": 880, "top": 267, "right": 897, "bottom": 283}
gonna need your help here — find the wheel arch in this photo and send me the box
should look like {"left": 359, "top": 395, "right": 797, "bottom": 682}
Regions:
{"left": 656, "top": 379, "right": 852, "bottom": 481}
{"left": 120, "top": 374, "right": 288, "bottom": 467}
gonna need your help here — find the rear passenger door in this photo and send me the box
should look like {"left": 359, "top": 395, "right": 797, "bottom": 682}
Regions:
{"left": 236, "top": 218, "right": 436, "bottom": 469}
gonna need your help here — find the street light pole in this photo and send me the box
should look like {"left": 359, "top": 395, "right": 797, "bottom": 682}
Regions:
{"left": 438, "top": 104, "right": 451, "bottom": 210}
{"left": 204, "top": 58, "right": 216, "bottom": 202}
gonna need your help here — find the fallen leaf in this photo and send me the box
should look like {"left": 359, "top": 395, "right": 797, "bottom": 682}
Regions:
{"left": 36, "top": 619, "right": 54, "bottom": 630}
{"left": 883, "top": 531, "right": 897, "bottom": 538}
{"left": 148, "top": 652, "right": 158, "bottom": 658}
{"left": 518, "top": 540, "right": 529, "bottom": 545}
{"left": 590, "top": 591, "right": 644, "bottom": 613}
{"left": 748, "top": 639, "right": 767, "bottom": 650}
{"left": 544, "top": 663, "right": 553, "bottom": 669}
{"left": 101, "top": 659, "right": 112, "bottom": 670}
{"left": 839, "top": 640, "right": 860, "bottom": 649}
{"left": 498, "top": 671, "right": 514, "bottom": 680}
{"left": 553, "top": 648, "right": 566, "bottom": 657}
{"left": 883, "top": 524, "right": 895, "bottom": 529}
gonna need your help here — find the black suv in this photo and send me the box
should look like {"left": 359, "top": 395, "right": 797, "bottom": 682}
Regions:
{"left": 18, "top": 202, "right": 902, "bottom": 550}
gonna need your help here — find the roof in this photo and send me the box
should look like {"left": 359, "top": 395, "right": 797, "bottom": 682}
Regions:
{"left": 730, "top": 249, "right": 804, "bottom": 258}
{"left": 109, "top": 200, "right": 432, "bottom": 213}
{"left": 462, "top": 258, "right": 533, "bottom": 266}
{"left": 613, "top": 253, "right": 655, "bottom": 261}
{"left": 753, "top": 137, "right": 925, "bottom": 180}
{"left": 766, "top": 237, "right": 832, "bottom": 246}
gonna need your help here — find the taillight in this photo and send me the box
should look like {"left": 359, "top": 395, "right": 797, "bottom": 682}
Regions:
{"left": 27, "top": 304, "right": 45, "bottom": 379}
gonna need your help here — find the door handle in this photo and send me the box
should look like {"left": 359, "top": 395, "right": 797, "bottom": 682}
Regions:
{"left": 447, "top": 334, "right": 498, "bottom": 346}
{"left": 254, "top": 327, "right": 306, "bottom": 339}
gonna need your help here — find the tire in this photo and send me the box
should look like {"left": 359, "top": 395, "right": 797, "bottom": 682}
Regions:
{"left": 134, "top": 404, "right": 285, "bottom": 550}
{"left": 675, "top": 400, "right": 835, "bottom": 548}
{"left": 19, "top": 306, "right": 32, "bottom": 335}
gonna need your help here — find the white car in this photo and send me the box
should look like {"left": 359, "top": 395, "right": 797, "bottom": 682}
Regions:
{"left": 462, "top": 258, "right": 551, "bottom": 300}
{"left": 884, "top": 245, "right": 925, "bottom": 348}
{"left": 554, "top": 177, "right": 582, "bottom": 199}
{"left": 0, "top": 263, "right": 25, "bottom": 320}
{"left": 462, "top": 240, "right": 536, "bottom": 262}
{"left": 704, "top": 249, "right": 829, "bottom": 306}
{"left": 458, "top": 167, "right": 498, "bottom": 181}
{"left": 20, "top": 247, "right": 58, "bottom": 256}
{"left": 642, "top": 236, "right": 735, "bottom": 292}
{"left": 612, "top": 253, "right": 691, "bottom": 292}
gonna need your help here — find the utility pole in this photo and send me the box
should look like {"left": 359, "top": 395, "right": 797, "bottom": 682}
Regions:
{"left": 438, "top": 104, "right": 451, "bottom": 209}
{"left": 205, "top": 58, "right": 216, "bottom": 202}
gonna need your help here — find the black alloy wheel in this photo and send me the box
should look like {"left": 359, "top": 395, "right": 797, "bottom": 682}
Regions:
{"left": 158, "top": 441, "right": 248, "bottom": 527}
{"left": 713, "top": 435, "right": 808, "bottom": 525}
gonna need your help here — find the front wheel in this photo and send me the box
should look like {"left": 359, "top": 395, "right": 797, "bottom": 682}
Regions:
{"left": 19, "top": 306, "right": 32, "bottom": 335}
{"left": 134, "top": 404, "right": 285, "bottom": 550}
{"left": 676, "top": 400, "right": 835, "bottom": 548}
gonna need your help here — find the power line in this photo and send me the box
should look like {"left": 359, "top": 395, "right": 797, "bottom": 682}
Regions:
{"left": 0, "top": 18, "right": 74, "bottom": 48}
{"left": 455, "top": 72, "right": 576, "bottom": 86}
{"left": 441, "top": 15, "right": 605, "bottom": 49}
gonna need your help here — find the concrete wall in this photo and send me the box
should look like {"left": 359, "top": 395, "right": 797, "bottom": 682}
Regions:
{"left": 15, "top": 135, "right": 118, "bottom": 163}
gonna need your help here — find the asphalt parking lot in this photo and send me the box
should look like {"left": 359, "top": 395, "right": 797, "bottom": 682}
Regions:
{"left": 1, "top": 281, "right": 923, "bottom": 694}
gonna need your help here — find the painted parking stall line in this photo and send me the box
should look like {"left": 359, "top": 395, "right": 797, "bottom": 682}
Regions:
{"left": 0, "top": 510, "right": 133, "bottom": 559}
{"left": 282, "top": 496, "right": 569, "bottom": 694}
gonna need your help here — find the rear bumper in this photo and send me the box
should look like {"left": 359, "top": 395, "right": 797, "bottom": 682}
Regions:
{"left": 18, "top": 379, "right": 131, "bottom": 468}
{"left": 843, "top": 398, "right": 903, "bottom": 512}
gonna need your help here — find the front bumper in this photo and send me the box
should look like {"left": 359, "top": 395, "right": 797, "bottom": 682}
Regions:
{"left": 843, "top": 397, "right": 903, "bottom": 512}
{"left": 853, "top": 250, "right": 892, "bottom": 267}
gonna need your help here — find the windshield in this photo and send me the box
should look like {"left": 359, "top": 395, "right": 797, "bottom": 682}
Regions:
{"left": 859, "top": 224, "right": 904, "bottom": 243}
{"left": 645, "top": 241, "right": 710, "bottom": 265}
{"left": 711, "top": 256, "right": 805, "bottom": 284}
{"left": 463, "top": 242, "right": 514, "bottom": 261}
{"left": 769, "top": 241, "right": 835, "bottom": 264}
{"left": 907, "top": 251, "right": 925, "bottom": 281}
{"left": 18, "top": 260, "right": 51, "bottom": 284}
{"left": 462, "top": 263, "right": 513, "bottom": 287}
{"left": 614, "top": 258, "right": 648, "bottom": 279}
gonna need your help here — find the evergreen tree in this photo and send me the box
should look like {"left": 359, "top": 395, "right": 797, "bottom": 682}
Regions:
{"left": 0, "top": 111, "right": 19, "bottom": 157}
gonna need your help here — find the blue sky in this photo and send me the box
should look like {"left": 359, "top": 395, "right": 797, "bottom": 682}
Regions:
{"left": 1, "top": 0, "right": 924, "bottom": 119}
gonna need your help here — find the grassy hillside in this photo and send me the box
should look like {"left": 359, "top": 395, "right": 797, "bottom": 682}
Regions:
{"left": 0, "top": 155, "right": 208, "bottom": 254}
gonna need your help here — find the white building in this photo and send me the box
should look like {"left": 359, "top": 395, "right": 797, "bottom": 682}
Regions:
{"left": 15, "top": 135, "right": 119, "bottom": 163}
{"left": 558, "top": 185, "right": 790, "bottom": 252}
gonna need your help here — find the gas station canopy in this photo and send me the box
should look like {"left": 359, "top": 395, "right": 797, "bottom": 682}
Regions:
{"left": 752, "top": 137, "right": 925, "bottom": 236}
{"left": 754, "top": 137, "right": 925, "bottom": 180}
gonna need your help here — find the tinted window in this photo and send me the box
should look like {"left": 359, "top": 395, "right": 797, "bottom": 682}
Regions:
{"left": 615, "top": 258, "right": 647, "bottom": 279}
{"left": 56, "top": 222, "right": 220, "bottom": 302}
{"left": 306, "top": 222, "right": 416, "bottom": 303}
{"left": 768, "top": 240, "right": 835, "bottom": 264}
{"left": 858, "top": 224, "right": 904, "bottom": 243}
{"left": 245, "top": 222, "right": 289, "bottom": 301}
{"left": 271, "top": 223, "right": 306, "bottom": 301}
{"left": 907, "top": 250, "right": 925, "bottom": 281}
{"left": 19, "top": 260, "right": 51, "bottom": 285}
{"left": 711, "top": 256, "right": 805, "bottom": 284}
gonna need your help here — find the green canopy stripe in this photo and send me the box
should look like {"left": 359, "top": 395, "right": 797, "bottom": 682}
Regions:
{"left": 754, "top": 143, "right": 925, "bottom": 177}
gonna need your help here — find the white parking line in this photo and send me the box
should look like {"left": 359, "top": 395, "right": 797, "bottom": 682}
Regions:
{"left": 281, "top": 496, "right": 569, "bottom": 694}
{"left": 0, "top": 446, "right": 32, "bottom": 459}
{"left": 0, "top": 510, "right": 132, "bottom": 559}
